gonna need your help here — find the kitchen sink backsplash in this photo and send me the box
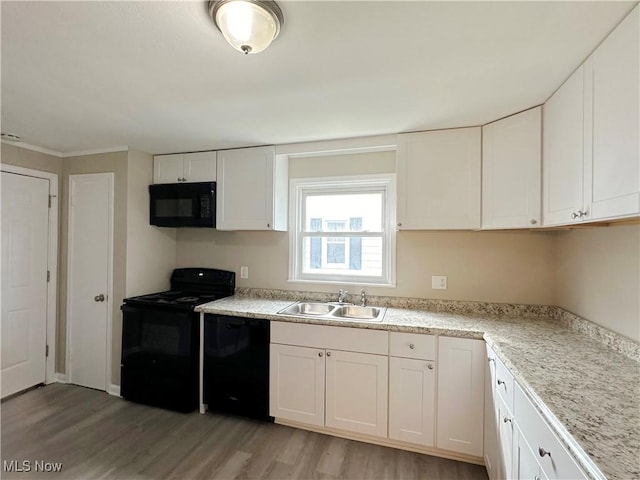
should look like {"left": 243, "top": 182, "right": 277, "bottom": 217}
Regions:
{"left": 233, "top": 287, "right": 639, "bottom": 362}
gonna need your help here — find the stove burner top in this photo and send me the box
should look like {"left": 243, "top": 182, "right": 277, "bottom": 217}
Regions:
{"left": 176, "top": 296, "right": 199, "bottom": 303}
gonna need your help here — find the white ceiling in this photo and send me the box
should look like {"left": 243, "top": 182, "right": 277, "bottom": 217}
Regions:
{"left": 1, "top": 1, "right": 636, "bottom": 155}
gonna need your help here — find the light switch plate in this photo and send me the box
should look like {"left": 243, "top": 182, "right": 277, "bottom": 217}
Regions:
{"left": 240, "top": 266, "right": 249, "bottom": 279}
{"left": 432, "top": 275, "right": 447, "bottom": 290}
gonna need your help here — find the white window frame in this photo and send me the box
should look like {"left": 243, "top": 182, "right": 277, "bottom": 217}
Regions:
{"left": 289, "top": 174, "right": 396, "bottom": 287}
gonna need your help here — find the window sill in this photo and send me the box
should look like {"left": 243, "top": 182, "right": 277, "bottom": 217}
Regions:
{"left": 287, "top": 278, "right": 397, "bottom": 288}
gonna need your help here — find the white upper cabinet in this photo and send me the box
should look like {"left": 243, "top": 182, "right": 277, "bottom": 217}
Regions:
{"left": 397, "top": 127, "right": 481, "bottom": 230}
{"left": 482, "top": 107, "right": 542, "bottom": 229}
{"left": 585, "top": 5, "right": 639, "bottom": 221}
{"left": 153, "top": 151, "right": 217, "bottom": 184}
{"left": 544, "top": 5, "right": 639, "bottom": 226}
{"left": 543, "top": 65, "right": 586, "bottom": 226}
{"left": 216, "top": 145, "right": 287, "bottom": 231}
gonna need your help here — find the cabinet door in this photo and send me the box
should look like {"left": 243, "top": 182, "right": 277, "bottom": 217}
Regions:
{"left": 269, "top": 343, "right": 325, "bottom": 427}
{"left": 482, "top": 107, "right": 541, "bottom": 229}
{"left": 514, "top": 428, "right": 545, "bottom": 480}
{"left": 542, "top": 67, "right": 585, "bottom": 226}
{"left": 216, "top": 145, "right": 280, "bottom": 230}
{"left": 153, "top": 154, "right": 184, "bottom": 184}
{"left": 325, "top": 350, "right": 388, "bottom": 438}
{"left": 389, "top": 357, "right": 435, "bottom": 447}
{"left": 436, "top": 336, "right": 485, "bottom": 457}
{"left": 183, "top": 151, "right": 217, "bottom": 182}
{"left": 586, "top": 5, "right": 640, "bottom": 221}
{"left": 397, "top": 127, "right": 481, "bottom": 229}
{"left": 485, "top": 348, "right": 500, "bottom": 480}
{"left": 497, "top": 395, "right": 515, "bottom": 480}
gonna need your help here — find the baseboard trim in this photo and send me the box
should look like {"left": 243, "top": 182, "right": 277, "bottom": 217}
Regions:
{"left": 54, "top": 373, "right": 67, "bottom": 384}
{"left": 108, "top": 384, "right": 121, "bottom": 397}
{"left": 274, "top": 418, "right": 485, "bottom": 466}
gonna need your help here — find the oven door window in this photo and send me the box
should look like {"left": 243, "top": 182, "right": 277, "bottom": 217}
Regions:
{"left": 122, "top": 307, "right": 194, "bottom": 358}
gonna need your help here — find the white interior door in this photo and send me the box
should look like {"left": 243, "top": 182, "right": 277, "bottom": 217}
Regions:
{"left": 67, "top": 173, "right": 113, "bottom": 391}
{"left": 1, "top": 172, "right": 50, "bottom": 398}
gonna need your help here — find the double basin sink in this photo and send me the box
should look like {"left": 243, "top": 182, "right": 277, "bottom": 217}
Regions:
{"left": 277, "top": 301, "right": 386, "bottom": 322}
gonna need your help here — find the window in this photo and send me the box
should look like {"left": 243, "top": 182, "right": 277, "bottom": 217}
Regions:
{"left": 289, "top": 175, "right": 396, "bottom": 286}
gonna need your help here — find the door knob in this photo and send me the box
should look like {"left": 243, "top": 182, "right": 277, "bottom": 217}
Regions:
{"left": 94, "top": 294, "right": 105, "bottom": 302}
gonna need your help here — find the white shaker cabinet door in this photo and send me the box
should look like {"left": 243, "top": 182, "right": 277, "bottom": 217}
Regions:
{"left": 389, "top": 356, "right": 436, "bottom": 447}
{"left": 269, "top": 343, "right": 325, "bottom": 427}
{"left": 397, "top": 127, "right": 481, "bottom": 230}
{"left": 216, "top": 145, "right": 287, "bottom": 230}
{"left": 436, "top": 336, "right": 485, "bottom": 457}
{"left": 325, "top": 350, "right": 388, "bottom": 438}
{"left": 482, "top": 107, "right": 542, "bottom": 229}
{"left": 153, "top": 154, "right": 184, "bottom": 184}
{"left": 542, "top": 66, "right": 586, "bottom": 226}
{"left": 183, "top": 151, "right": 217, "bottom": 183}
{"left": 586, "top": 5, "right": 640, "bottom": 221}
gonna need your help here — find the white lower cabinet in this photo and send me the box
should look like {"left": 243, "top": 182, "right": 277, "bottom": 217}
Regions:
{"left": 514, "top": 427, "right": 546, "bottom": 480}
{"left": 497, "top": 395, "right": 515, "bottom": 480}
{"left": 269, "top": 343, "right": 325, "bottom": 427}
{"left": 485, "top": 347, "right": 500, "bottom": 480}
{"left": 269, "top": 321, "right": 388, "bottom": 439}
{"left": 388, "top": 332, "right": 436, "bottom": 447}
{"left": 436, "top": 336, "right": 485, "bottom": 457}
{"left": 514, "top": 383, "right": 587, "bottom": 480}
{"left": 325, "top": 349, "right": 388, "bottom": 437}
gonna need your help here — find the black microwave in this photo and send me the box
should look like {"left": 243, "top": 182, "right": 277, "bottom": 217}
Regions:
{"left": 149, "top": 182, "right": 216, "bottom": 228}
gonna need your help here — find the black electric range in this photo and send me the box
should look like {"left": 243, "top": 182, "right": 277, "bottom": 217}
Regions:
{"left": 120, "top": 268, "right": 235, "bottom": 412}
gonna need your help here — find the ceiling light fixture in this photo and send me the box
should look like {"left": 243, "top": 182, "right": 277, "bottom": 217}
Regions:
{"left": 209, "top": 0, "right": 284, "bottom": 55}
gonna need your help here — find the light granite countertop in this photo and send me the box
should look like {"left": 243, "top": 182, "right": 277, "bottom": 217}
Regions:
{"left": 196, "top": 295, "right": 640, "bottom": 480}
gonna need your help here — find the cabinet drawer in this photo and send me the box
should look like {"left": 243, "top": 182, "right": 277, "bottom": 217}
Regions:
{"left": 514, "top": 383, "right": 587, "bottom": 480}
{"left": 389, "top": 332, "right": 436, "bottom": 360}
{"left": 271, "top": 321, "right": 388, "bottom": 355}
{"left": 494, "top": 355, "right": 514, "bottom": 413}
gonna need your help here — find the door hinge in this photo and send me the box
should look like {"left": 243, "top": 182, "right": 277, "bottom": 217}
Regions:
{"left": 46, "top": 345, "right": 49, "bottom": 357}
{"left": 48, "top": 195, "right": 52, "bottom": 208}
{"left": 47, "top": 270, "right": 50, "bottom": 282}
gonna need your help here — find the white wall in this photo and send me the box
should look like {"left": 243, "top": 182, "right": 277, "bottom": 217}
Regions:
{"left": 556, "top": 224, "right": 640, "bottom": 342}
{"left": 126, "top": 149, "right": 176, "bottom": 297}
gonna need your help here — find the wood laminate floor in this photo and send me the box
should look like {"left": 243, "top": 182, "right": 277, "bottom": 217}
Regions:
{"left": 1, "top": 384, "right": 488, "bottom": 480}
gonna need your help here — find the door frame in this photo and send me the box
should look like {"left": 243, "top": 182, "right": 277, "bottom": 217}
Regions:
{"left": 0, "top": 164, "right": 59, "bottom": 385}
{"left": 65, "top": 173, "right": 114, "bottom": 392}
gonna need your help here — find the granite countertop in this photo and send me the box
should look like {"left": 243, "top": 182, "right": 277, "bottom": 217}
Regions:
{"left": 196, "top": 295, "right": 640, "bottom": 480}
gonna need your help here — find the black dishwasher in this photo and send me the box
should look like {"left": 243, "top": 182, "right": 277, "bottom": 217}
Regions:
{"left": 203, "top": 314, "right": 272, "bottom": 422}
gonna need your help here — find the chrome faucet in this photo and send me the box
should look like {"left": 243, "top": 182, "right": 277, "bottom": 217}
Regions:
{"left": 360, "top": 289, "right": 366, "bottom": 307}
{"left": 338, "top": 289, "right": 348, "bottom": 304}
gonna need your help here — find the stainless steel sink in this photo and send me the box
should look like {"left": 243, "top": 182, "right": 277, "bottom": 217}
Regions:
{"left": 277, "top": 302, "right": 386, "bottom": 322}
{"left": 279, "top": 302, "right": 337, "bottom": 316}
{"left": 333, "top": 305, "right": 384, "bottom": 320}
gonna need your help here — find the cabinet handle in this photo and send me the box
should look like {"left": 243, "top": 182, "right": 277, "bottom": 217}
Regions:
{"left": 538, "top": 447, "right": 551, "bottom": 458}
{"left": 530, "top": 219, "right": 537, "bottom": 225}
{"left": 427, "top": 363, "right": 434, "bottom": 370}
{"left": 326, "top": 351, "right": 331, "bottom": 357}
{"left": 571, "top": 211, "right": 579, "bottom": 219}
{"left": 497, "top": 379, "right": 505, "bottom": 386}
{"left": 503, "top": 416, "right": 512, "bottom": 424}
{"left": 488, "top": 357, "right": 495, "bottom": 363}
{"left": 397, "top": 222, "right": 402, "bottom": 227}
{"left": 409, "top": 343, "right": 415, "bottom": 349}
{"left": 318, "top": 352, "right": 323, "bottom": 357}
{"left": 534, "top": 477, "right": 540, "bottom": 480}
{"left": 579, "top": 209, "right": 588, "bottom": 218}
{"left": 267, "top": 223, "right": 271, "bottom": 229}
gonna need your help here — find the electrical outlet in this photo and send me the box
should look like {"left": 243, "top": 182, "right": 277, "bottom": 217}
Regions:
{"left": 432, "top": 275, "right": 447, "bottom": 290}
{"left": 240, "top": 266, "right": 249, "bottom": 279}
